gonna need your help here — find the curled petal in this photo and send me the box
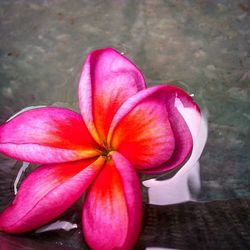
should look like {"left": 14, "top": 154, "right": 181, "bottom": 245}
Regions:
{"left": 108, "top": 85, "right": 200, "bottom": 172}
{"left": 0, "top": 157, "right": 105, "bottom": 233}
{"left": 83, "top": 152, "right": 142, "bottom": 250}
{"left": 78, "top": 48, "right": 146, "bottom": 143}
{"left": 142, "top": 85, "right": 201, "bottom": 174}
{"left": 108, "top": 86, "right": 176, "bottom": 169}
{"left": 0, "top": 107, "right": 99, "bottom": 164}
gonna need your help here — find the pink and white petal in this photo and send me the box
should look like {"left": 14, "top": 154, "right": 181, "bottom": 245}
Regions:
{"left": 0, "top": 157, "right": 105, "bottom": 233}
{"left": 0, "top": 107, "right": 100, "bottom": 164}
{"left": 78, "top": 48, "right": 146, "bottom": 143}
{"left": 107, "top": 86, "right": 176, "bottom": 170}
{"left": 141, "top": 85, "right": 201, "bottom": 174}
{"left": 83, "top": 152, "right": 142, "bottom": 250}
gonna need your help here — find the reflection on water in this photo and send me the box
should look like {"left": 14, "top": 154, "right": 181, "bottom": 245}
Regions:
{"left": 14, "top": 162, "right": 29, "bottom": 195}
{"left": 144, "top": 111, "right": 208, "bottom": 205}
{"left": 36, "top": 220, "right": 77, "bottom": 233}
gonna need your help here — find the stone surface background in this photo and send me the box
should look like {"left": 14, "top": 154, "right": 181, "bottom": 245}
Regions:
{"left": 0, "top": 0, "right": 249, "bottom": 248}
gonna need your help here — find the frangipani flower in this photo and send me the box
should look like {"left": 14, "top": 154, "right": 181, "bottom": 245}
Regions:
{"left": 0, "top": 48, "right": 200, "bottom": 249}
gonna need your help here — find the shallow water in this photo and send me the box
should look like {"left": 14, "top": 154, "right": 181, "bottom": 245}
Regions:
{"left": 0, "top": 0, "right": 249, "bottom": 249}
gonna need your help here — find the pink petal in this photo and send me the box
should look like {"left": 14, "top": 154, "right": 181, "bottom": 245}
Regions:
{"left": 0, "top": 157, "right": 105, "bottom": 233}
{"left": 108, "top": 85, "right": 200, "bottom": 172}
{"left": 107, "top": 86, "right": 176, "bottom": 170}
{"left": 142, "top": 85, "right": 201, "bottom": 174}
{"left": 0, "top": 107, "right": 100, "bottom": 164}
{"left": 83, "top": 152, "right": 142, "bottom": 250}
{"left": 78, "top": 48, "right": 146, "bottom": 143}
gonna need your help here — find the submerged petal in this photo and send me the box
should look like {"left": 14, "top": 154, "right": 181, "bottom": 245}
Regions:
{"left": 83, "top": 152, "right": 142, "bottom": 250}
{"left": 0, "top": 157, "right": 105, "bottom": 233}
{"left": 0, "top": 107, "right": 99, "bottom": 164}
{"left": 78, "top": 48, "right": 146, "bottom": 143}
{"left": 108, "top": 86, "right": 176, "bottom": 169}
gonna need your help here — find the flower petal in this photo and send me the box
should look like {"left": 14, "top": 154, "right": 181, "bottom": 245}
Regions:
{"left": 141, "top": 85, "right": 201, "bottom": 174}
{"left": 0, "top": 157, "right": 105, "bottom": 233}
{"left": 108, "top": 85, "right": 200, "bottom": 172}
{"left": 78, "top": 48, "right": 146, "bottom": 143}
{"left": 0, "top": 107, "right": 99, "bottom": 164}
{"left": 83, "top": 152, "right": 142, "bottom": 250}
{"left": 107, "top": 86, "right": 176, "bottom": 169}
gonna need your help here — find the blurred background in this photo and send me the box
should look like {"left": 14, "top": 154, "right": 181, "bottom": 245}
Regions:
{"left": 0, "top": 0, "right": 249, "bottom": 249}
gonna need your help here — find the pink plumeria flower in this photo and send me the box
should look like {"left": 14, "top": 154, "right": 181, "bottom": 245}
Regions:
{"left": 0, "top": 48, "right": 200, "bottom": 250}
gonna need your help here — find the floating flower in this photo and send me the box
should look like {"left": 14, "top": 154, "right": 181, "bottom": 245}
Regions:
{"left": 0, "top": 48, "right": 200, "bottom": 249}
